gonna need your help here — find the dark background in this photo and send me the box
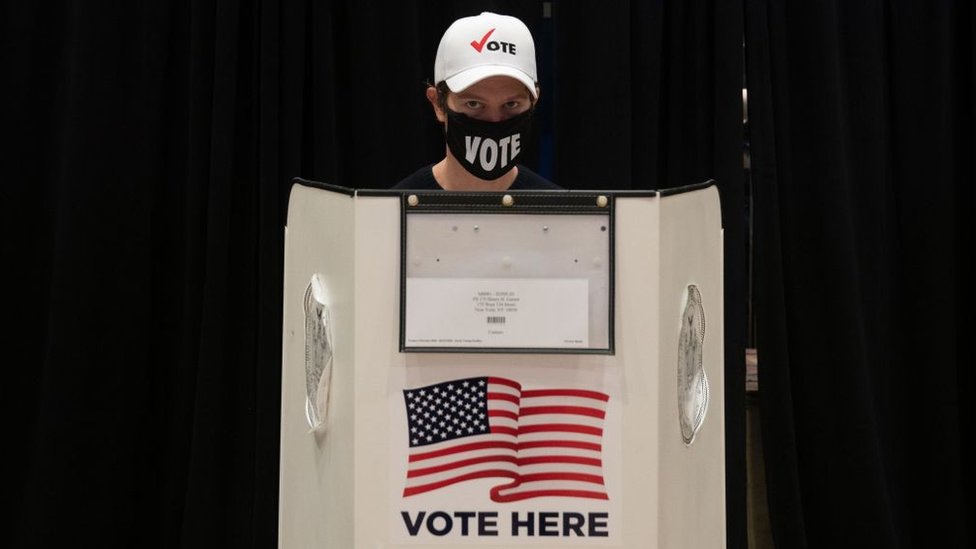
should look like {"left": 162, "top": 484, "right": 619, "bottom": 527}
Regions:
{"left": 3, "top": 0, "right": 971, "bottom": 547}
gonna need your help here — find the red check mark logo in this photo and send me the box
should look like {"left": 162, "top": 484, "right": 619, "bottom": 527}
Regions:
{"left": 470, "top": 28, "right": 496, "bottom": 52}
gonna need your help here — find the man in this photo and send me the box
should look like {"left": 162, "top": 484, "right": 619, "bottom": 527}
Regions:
{"left": 393, "top": 12, "right": 561, "bottom": 191}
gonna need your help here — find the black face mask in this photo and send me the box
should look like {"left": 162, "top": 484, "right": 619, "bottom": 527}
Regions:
{"left": 444, "top": 108, "right": 534, "bottom": 181}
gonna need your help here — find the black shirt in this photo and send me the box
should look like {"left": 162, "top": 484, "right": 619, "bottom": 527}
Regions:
{"left": 392, "top": 164, "right": 563, "bottom": 190}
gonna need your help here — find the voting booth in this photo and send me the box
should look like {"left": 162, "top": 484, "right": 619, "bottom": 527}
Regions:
{"left": 279, "top": 180, "right": 725, "bottom": 548}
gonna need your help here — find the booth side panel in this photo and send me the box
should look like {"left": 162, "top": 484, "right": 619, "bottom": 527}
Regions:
{"left": 280, "top": 185, "right": 357, "bottom": 548}
{"left": 352, "top": 196, "right": 403, "bottom": 547}
{"left": 614, "top": 196, "right": 664, "bottom": 546}
{"left": 656, "top": 186, "right": 727, "bottom": 548}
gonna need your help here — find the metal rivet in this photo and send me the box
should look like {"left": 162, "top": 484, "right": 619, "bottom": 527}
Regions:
{"left": 596, "top": 195, "right": 608, "bottom": 208}
{"left": 543, "top": 225, "right": 549, "bottom": 232}
{"left": 473, "top": 225, "right": 479, "bottom": 232}
{"left": 407, "top": 194, "right": 419, "bottom": 206}
{"left": 502, "top": 194, "right": 514, "bottom": 207}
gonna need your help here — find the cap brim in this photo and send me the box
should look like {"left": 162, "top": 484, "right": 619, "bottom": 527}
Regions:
{"left": 444, "top": 65, "right": 538, "bottom": 99}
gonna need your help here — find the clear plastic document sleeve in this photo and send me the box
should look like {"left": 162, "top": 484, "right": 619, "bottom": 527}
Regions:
{"left": 401, "top": 209, "right": 613, "bottom": 353}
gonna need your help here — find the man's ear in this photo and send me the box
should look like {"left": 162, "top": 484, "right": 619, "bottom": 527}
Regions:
{"left": 426, "top": 86, "right": 446, "bottom": 123}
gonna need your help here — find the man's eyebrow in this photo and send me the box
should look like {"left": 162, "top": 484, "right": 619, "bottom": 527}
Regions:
{"left": 455, "top": 91, "right": 487, "bottom": 101}
{"left": 456, "top": 91, "right": 529, "bottom": 102}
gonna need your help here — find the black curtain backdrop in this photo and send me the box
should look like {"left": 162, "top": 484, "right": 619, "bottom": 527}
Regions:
{"left": 746, "top": 1, "right": 974, "bottom": 548}
{"left": 4, "top": 1, "right": 745, "bottom": 547}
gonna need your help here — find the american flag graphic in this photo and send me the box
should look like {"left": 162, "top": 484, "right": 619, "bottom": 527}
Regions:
{"left": 402, "top": 376, "right": 610, "bottom": 502}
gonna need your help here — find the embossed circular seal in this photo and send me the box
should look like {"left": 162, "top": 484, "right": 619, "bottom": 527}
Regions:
{"left": 677, "top": 284, "right": 709, "bottom": 445}
{"left": 304, "top": 274, "right": 334, "bottom": 430}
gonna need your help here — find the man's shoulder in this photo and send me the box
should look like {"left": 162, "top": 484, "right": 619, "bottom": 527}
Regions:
{"left": 391, "top": 164, "right": 563, "bottom": 190}
{"left": 391, "top": 165, "right": 441, "bottom": 189}
{"left": 511, "top": 166, "right": 563, "bottom": 190}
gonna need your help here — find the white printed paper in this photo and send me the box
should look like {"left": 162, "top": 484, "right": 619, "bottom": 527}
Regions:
{"left": 405, "top": 278, "right": 589, "bottom": 348}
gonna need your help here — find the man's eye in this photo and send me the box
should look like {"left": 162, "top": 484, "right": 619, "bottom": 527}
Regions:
{"left": 464, "top": 101, "right": 482, "bottom": 109}
{"left": 505, "top": 101, "right": 521, "bottom": 109}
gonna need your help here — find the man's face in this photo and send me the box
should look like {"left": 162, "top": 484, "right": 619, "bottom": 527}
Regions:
{"left": 436, "top": 76, "right": 535, "bottom": 123}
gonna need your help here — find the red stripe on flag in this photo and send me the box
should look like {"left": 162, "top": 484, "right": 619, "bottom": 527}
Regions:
{"left": 408, "top": 455, "right": 518, "bottom": 478}
{"left": 408, "top": 440, "right": 517, "bottom": 463}
{"left": 403, "top": 469, "right": 519, "bottom": 497}
{"left": 488, "top": 409, "right": 519, "bottom": 421}
{"left": 488, "top": 472, "right": 609, "bottom": 502}
{"left": 487, "top": 392, "right": 519, "bottom": 404}
{"left": 517, "top": 440, "right": 602, "bottom": 452}
{"left": 521, "top": 388, "right": 609, "bottom": 401}
{"left": 519, "top": 405, "right": 606, "bottom": 419}
{"left": 516, "top": 455, "right": 602, "bottom": 467}
{"left": 492, "top": 488, "right": 610, "bottom": 502}
{"left": 514, "top": 471, "right": 606, "bottom": 485}
{"left": 487, "top": 377, "right": 521, "bottom": 390}
{"left": 517, "top": 423, "right": 604, "bottom": 436}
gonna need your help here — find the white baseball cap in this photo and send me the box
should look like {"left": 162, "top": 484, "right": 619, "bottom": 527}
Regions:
{"left": 433, "top": 12, "right": 538, "bottom": 99}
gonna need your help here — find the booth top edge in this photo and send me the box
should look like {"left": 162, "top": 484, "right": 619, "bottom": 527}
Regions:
{"left": 289, "top": 177, "right": 716, "bottom": 198}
